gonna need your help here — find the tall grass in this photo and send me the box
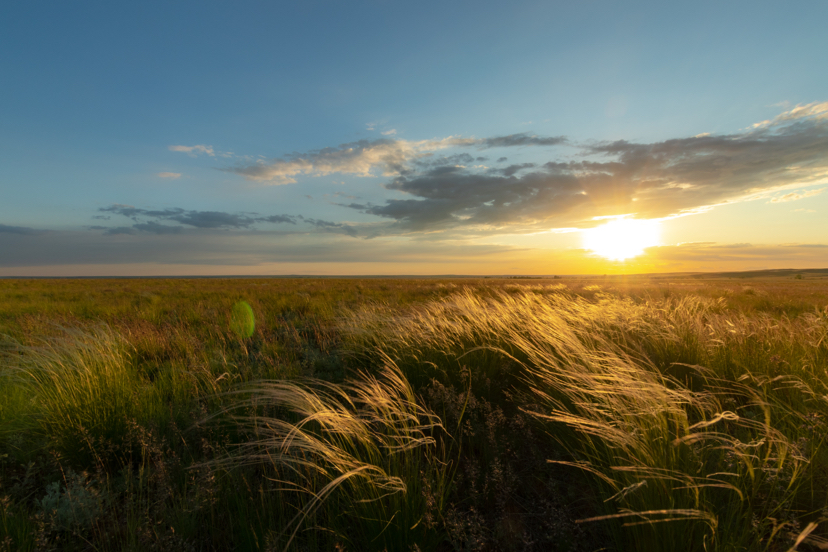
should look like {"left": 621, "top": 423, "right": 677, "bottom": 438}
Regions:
{"left": 0, "top": 326, "right": 171, "bottom": 467}
{"left": 344, "top": 287, "right": 828, "bottom": 551}
{"left": 2, "top": 279, "right": 828, "bottom": 550}
{"left": 206, "top": 360, "right": 450, "bottom": 551}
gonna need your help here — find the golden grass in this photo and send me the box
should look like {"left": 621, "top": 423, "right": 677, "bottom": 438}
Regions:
{"left": 2, "top": 277, "right": 828, "bottom": 550}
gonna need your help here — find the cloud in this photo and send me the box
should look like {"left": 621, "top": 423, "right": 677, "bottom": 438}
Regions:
{"left": 260, "top": 214, "right": 298, "bottom": 224}
{"left": 751, "top": 101, "right": 828, "bottom": 129}
{"left": 169, "top": 144, "right": 215, "bottom": 156}
{"left": 497, "top": 163, "right": 536, "bottom": 177}
{"left": 132, "top": 222, "right": 184, "bottom": 234}
{"left": 381, "top": 129, "right": 397, "bottom": 136}
{"left": 94, "top": 204, "right": 359, "bottom": 238}
{"left": 300, "top": 217, "right": 358, "bottom": 237}
{"left": 223, "top": 138, "right": 441, "bottom": 184}
{"left": 341, "top": 102, "right": 828, "bottom": 235}
{"left": 769, "top": 188, "right": 824, "bottom": 203}
{"left": 223, "top": 133, "right": 567, "bottom": 184}
{"left": 413, "top": 153, "right": 477, "bottom": 169}
{"left": 103, "top": 226, "right": 137, "bottom": 235}
{"left": 352, "top": 166, "right": 587, "bottom": 232}
{"left": 475, "top": 134, "right": 567, "bottom": 148}
{"left": 0, "top": 223, "right": 40, "bottom": 235}
{"left": 156, "top": 172, "right": 182, "bottom": 179}
{"left": 98, "top": 204, "right": 299, "bottom": 232}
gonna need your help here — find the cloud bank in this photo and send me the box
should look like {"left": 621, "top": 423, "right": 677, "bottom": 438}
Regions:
{"left": 93, "top": 205, "right": 356, "bottom": 237}
{"left": 335, "top": 102, "right": 828, "bottom": 234}
{"left": 223, "top": 133, "right": 567, "bottom": 184}
{"left": 207, "top": 102, "right": 828, "bottom": 238}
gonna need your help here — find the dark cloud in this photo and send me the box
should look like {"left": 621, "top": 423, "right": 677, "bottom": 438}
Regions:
{"left": 476, "top": 134, "right": 567, "bottom": 149}
{"left": 345, "top": 104, "right": 828, "bottom": 234}
{"left": 93, "top": 205, "right": 356, "bottom": 241}
{"left": 498, "top": 163, "right": 536, "bottom": 177}
{"left": 132, "top": 222, "right": 184, "bottom": 234}
{"left": 167, "top": 211, "right": 258, "bottom": 229}
{"left": 414, "top": 153, "right": 477, "bottom": 169}
{"left": 103, "top": 227, "right": 137, "bottom": 235}
{"left": 354, "top": 167, "right": 585, "bottom": 231}
{"left": 0, "top": 223, "right": 39, "bottom": 235}
{"left": 300, "top": 217, "right": 358, "bottom": 237}
{"left": 97, "top": 205, "right": 299, "bottom": 233}
{"left": 260, "top": 214, "right": 297, "bottom": 224}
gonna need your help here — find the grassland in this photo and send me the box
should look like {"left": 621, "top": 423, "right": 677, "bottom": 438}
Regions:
{"left": 1, "top": 275, "right": 828, "bottom": 551}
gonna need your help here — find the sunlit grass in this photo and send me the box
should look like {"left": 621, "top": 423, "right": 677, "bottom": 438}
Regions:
{"left": 1, "top": 277, "right": 827, "bottom": 550}
{"left": 205, "top": 360, "right": 449, "bottom": 550}
{"left": 344, "top": 286, "right": 828, "bottom": 550}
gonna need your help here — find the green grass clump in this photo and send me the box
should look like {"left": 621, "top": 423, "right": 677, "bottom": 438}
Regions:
{"left": 1, "top": 326, "right": 172, "bottom": 467}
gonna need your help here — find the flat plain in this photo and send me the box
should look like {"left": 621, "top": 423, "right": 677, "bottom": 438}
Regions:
{"left": 2, "top": 275, "right": 828, "bottom": 551}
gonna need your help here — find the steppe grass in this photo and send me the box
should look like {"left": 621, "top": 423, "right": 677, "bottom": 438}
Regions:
{"left": 1, "top": 276, "right": 827, "bottom": 551}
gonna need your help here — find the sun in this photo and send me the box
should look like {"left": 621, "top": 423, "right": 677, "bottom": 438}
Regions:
{"left": 582, "top": 218, "right": 661, "bottom": 261}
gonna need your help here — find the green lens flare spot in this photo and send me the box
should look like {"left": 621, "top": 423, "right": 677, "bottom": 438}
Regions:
{"left": 230, "top": 301, "right": 255, "bottom": 338}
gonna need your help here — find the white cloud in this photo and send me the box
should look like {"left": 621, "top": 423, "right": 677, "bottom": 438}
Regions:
{"left": 156, "top": 172, "right": 182, "bottom": 179}
{"left": 751, "top": 101, "right": 828, "bottom": 129}
{"left": 381, "top": 129, "right": 397, "bottom": 136}
{"left": 226, "top": 138, "right": 461, "bottom": 184}
{"left": 769, "top": 188, "right": 824, "bottom": 203}
{"left": 169, "top": 144, "right": 216, "bottom": 156}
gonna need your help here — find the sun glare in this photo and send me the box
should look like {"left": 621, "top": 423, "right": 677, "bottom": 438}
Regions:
{"left": 582, "top": 218, "right": 661, "bottom": 261}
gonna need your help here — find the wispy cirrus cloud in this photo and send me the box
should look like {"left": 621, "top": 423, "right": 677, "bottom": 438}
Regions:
{"left": 222, "top": 133, "right": 567, "bottom": 184}
{"left": 751, "top": 101, "right": 828, "bottom": 129}
{"left": 156, "top": 172, "right": 182, "bottom": 179}
{"left": 169, "top": 144, "right": 215, "bottom": 156}
{"left": 93, "top": 204, "right": 357, "bottom": 237}
{"left": 769, "top": 188, "right": 824, "bottom": 203}
{"left": 99, "top": 205, "right": 295, "bottom": 231}
{"left": 168, "top": 145, "right": 233, "bottom": 158}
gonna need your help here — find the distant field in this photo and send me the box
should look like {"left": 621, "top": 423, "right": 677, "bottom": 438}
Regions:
{"left": 2, "top": 276, "right": 828, "bottom": 551}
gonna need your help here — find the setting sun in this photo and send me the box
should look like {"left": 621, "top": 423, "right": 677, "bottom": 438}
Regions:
{"left": 582, "top": 218, "right": 661, "bottom": 261}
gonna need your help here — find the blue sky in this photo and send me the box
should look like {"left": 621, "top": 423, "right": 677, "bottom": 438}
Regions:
{"left": 2, "top": 1, "right": 827, "bottom": 275}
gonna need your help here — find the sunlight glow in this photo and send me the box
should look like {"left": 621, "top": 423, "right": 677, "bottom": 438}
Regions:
{"left": 582, "top": 218, "right": 661, "bottom": 261}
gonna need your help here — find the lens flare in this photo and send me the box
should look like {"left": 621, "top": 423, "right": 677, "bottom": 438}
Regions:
{"left": 583, "top": 218, "right": 661, "bottom": 261}
{"left": 230, "top": 301, "right": 255, "bottom": 338}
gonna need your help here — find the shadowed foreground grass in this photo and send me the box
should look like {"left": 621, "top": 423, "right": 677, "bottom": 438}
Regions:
{"left": 1, "top": 277, "right": 827, "bottom": 550}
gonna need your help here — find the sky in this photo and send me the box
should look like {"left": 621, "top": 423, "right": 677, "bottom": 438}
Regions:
{"left": 1, "top": 0, "right": 827, "bottom": 276}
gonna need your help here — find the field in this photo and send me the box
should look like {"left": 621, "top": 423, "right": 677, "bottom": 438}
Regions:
{"left": 2, "top": 275, "right": 828, "bottom": 551}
